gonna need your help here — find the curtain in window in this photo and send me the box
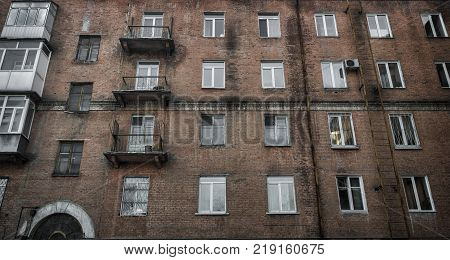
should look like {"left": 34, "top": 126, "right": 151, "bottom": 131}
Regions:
{"left": 212, "top": 183, "right": 226, "bottom": 212}
{"left": 329, "top": 116, "right": 341, "bottom": 145}
{"left": 315, "top": 16, "right": 325, "bottom": 36}
{"left": 122, "top": 178, "right": 149, "bottom": 215}
{"left": 267, "top": 183, "right": 279, "bottom": 212}
{"left": 268, "top": 19, "right": 280, "bottom": 37}
{"left": 378, "top": 16, "right": 390, "bottom": 37}
{"left": 341, "top": 115, "right": 354, "bottom": 146}
{"left": 325, "top": 15, "right": 337, "bottom": 36}
{"left": 390, "top": 116, "right": 404, "bottom": 145}
{"left": 401, "top": 115, "right": 417, "bottom": 146}
{"left": 321, "top": 62, "right": 333, "bottom": 88}
{"left": 198, "top": 183, "right": 211, "bottom": 212}
{"left": 367, "top": 16, "right": 378, "bottom": 37}
{"left": 378, "top": 64, "right": 390, "bottom": 88}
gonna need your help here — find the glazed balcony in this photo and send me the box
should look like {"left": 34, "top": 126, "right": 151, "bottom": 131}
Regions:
{"left": 1, "top": 1, "right": 58, "bottom": 42}
{"left": 113, "top": 76, "right": 171, "bottom": 107}
{"left": 119, "top": 24, "right": 174, "bottom": 54}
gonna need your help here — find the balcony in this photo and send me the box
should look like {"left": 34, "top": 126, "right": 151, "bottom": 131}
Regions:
{"left": 1, "top": 2, "right": 58, "bottom": 42}
{"left": 103, "top": 121, "right": 168, "bottom": 168}
{"left": 0, "top": 134, "right": 29, "bottom": 162}
{"left": 113, "top": 76, "right": 171, "bottom": 107}
{"left": 119, "top": 24, "right": 174, "bottom": 54}
{"left": 0, "top": 40, "right": 51, "bottom": 100}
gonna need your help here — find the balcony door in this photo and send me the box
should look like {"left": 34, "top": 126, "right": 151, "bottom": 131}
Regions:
{"left": 136, "top": 62, "right": 159, "bottom": 90}
{"left": 128, "top": 115, "right": 154, "bottom": 152}
{"left": 141, "top": 14, "right": 163, "bottom": 38}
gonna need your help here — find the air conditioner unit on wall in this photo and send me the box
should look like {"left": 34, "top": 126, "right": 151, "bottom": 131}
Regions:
{"left": 345, "top": 59, "right": 360, "bottom": 70}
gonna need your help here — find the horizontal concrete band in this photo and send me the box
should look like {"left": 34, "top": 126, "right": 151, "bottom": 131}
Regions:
{"left": 37, "top": 101, "right": 450, "bottom": 111}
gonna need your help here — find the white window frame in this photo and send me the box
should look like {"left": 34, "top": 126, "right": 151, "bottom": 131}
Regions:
{"left": 6, "top": 2, "right": 51, "bottom": 27}
{"left": 327, "top": 113, "right": 357, "bottom": 148}
{"left": 267, "top": 176, "right": 297, "bottom": 214}
{"left": 376, "top": 61, "right": 405, "bottom": 88}
{"left": 0, "top": 178, "right": 8, "bottom": 210}
{"left": 203, "top": 13, "right": 225, "bottom": 37}
{"left": 201, "top": 114, "right": 226, "bottom": 146}
{"left": 0, "top": 96, "right": 32, "bottom": 136}
{"left": 202, "top": 61, "right": 225, "bottom": 89}
{"left": 258, "top": 14, "right": 281, "bottom": 38}
{"left": 314, "top": 13, "right": 338, "bottom": 37}
{"left": 336, "top": 176, "right": 367, "bottom": 212}
{"left": 141, "top": 14, "right": 164, "bottom": 38}
{"left": 366, "top": 14, "right": 393, "bottom": 38}
{"left": 120, "top": 177, "right": 150, "bottom": 216}
{"left": 421, "top": 13, "right": 448, "bottom": 37}
{"left": 388, "top": 113, "right": 420, "bottom": 149}
{"left": 321, "top": 61, "right": 347, "bottom": 89}
{"left": 0, "top": 42, "right": 42, "bottom": 71}
{"left": 197, "top": 176, "right": 227, "bottom": 215}
{"left": 264, "top": 115, "right": 290, "bottom": 146}
{"left": 435, "top": 62, "right": 450, "bottom": 88}
{"left": 261, "top": 61, "right": 285, "bottom": 88}
{"left": 402, "top": 176, "right": 435, "bottom": 212}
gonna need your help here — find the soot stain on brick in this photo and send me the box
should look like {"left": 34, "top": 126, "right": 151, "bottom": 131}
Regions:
{"left": 225, "top": 19, "right": 240, "bottom": 91}
{"left": 285, "top": 14, "right": 303, "bottom": 102}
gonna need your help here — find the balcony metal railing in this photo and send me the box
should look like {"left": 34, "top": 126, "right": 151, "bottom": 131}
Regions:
{"left": 121, "top": 76, "right": 169, "bottom": 92}
{"left": 126, "top": 25, "right": 172, "bottom": 40}
{"left": 110, "top": 133, "right": 164, "bottom": 153}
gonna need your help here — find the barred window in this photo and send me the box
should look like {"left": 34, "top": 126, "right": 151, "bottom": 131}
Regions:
{"left": 76, "top": 36, "right": 100, "bottom": 62}
{"left": 121, "top": 177, "right": 150, "bottom": 216}
{"left": 201, "top": 115, "right": 225, "bottom": 146}
{"left": 328, "top": 113, "right": 357, "bottom": 147}
{"left": 54, "top": 141, "right": 83, "bottom": 176}
{"left": 389, "top": 114, "right": 420, "bottom": 149}
{"left": 6, "top": 2, "right": 50, "bottom": 27}
{"left": 67, "top": 83, "right": 93, "bottom": 112}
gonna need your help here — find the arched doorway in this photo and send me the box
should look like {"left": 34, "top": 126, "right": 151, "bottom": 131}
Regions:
{"left": 31, "top": 213, "right": 83, "bottom": 240}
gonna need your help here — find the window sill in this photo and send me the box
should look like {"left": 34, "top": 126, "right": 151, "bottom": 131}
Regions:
{"left": 324, "top": 87, "right": 348, "bottom": 91}
{"left": 316, "top": 36, "right": 340, "bottom": 38}
{"left": 120, "top": 214, "right": 148, "bottom": 217}
{"left": 369, "top": 36, "right": 394, "bottom": 39}
{"left": 264, "top": 144, "right": 292, "bottom": 148}
{"left": 195, "top": 212, "right": 229, "bottom": 216}
{"left": 202, "top": 87, "right": 226, "bottom": 90}
{"left": 381, "top": 87, "right": 406, "bottom": 89}
{"left": 266, "top": 212, "right": 299, "bottom": 215}
{"left": 394, "top": 146, "right": 422, "bottom": 150}
{"left": 426, "top": 36, "right": 448, "bottom": 39}
{"left": 260, "top": 36, "right": 281, "bottom": 39}
{"left": 408, "top": 210, "right": 436, "bottom": 214}
{"left": 64, "top": 110, "right": 90, "bottom": 114}
{"left": 340, "top": 210, "right": 368, "bottom": 215}
{"left": 331, "top": 145, "right": 359, "bottom": 150}
{"left": 262, "top": 87, "right": 286, "bottom": 90}
{"left": 203, "top": 36, "right": 225, "bottom": 38}
{"left": 72, "top": 60, "right": 98, "bottom": 65}
{"left": 200, "top": 144, "right": 226, "bottom": 148}
{"left": 52, "top": 173, "right": 80, "bottom": 177}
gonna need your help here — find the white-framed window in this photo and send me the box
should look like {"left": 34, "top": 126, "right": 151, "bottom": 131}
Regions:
{"left": 0, "top": 178, "right": 8, "bottom": 210}
{"left": 0, "top": 96, "right": 35, "bottom": 138}
{"left": 142, "top": 14, "right": 164, "bottom": 38}
{"left": 120, "top": 177, "right": 150, "bottom": 216}
{"left": 267, "top": 176, "right": 297, "bottom": 214}
{"left": 6, "top": 2, "right": 51, "bottom": 27}
{"left": 336, "top": 176, "right": 367, "bottom": 212}
{"left": 377, "top": 61, "right": 405, "bottom": 88}
{"left": 261, "top": 61, "right": 285, "bottom": 88}
{"left": 435, "top": 62, "right": 450, "bottom": 88}
{"left": 367, "top": 14, "right": 393, "bottom": 38}
{"left": 389, "top": 114, "right": 420, "bottom": 149}
{"left": 204, "top": 13, "right": 225, "bottom": 37}
{"left": 314, "top": 14, "right": 338, "bottom": 37}
{"left": 258, "top": 14, "right": 281, "bottom": 38}
{"left": 202, "top": 61, "right": 225, "bottom": 88}
{"left": 198, "top": 176, "right": 226, "bottom": 214}
{"left": 136, "top": 61, "right": 160, "bottom": 90}
{"left": 402, "top": 176, "right": 435, "bottom": 212}
{"left": 0, "top": 41, "right": 44, "bottom": 71}
{"left": 321, "top": 61, "right": 347, "bottom": 89}
{"left": 201, "top": 115, "right": 225, "bottom": 146}
{"left": 264, "top": 115, "right": 290, "bottom": 146}
{"left": 421, "top": 13, "right": 448, "bottom": 38}
{"left": 328, "top": 113, "right": 357, "bottom": 147}
{"left": 128, "top": 115, "right": 154, "bottom": 152}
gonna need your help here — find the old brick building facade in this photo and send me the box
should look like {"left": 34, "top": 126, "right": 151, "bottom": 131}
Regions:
{"left": 0, "top": 0, "right": 448, "bottom": 239}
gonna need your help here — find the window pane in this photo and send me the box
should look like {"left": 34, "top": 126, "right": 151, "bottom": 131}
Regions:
{"left": 431, "top": 15, "right": 446, "bottom": 37}
{"left": 321, "top": 62, "right": 333, "bottom": 88}
{"left": 268, "top": 184, "right": 279, "bottom": 212}
{"left": 329, "top": 116, "right": 341, "bottom": 145}
{"left": 1, "top": 50, "right": 26, "bottom": 70}
{"left": 436, "top": 64, "right": 449, "bottom": 87}
{"left": 341, "top": 115, "right": 354, "bottom": 145}
{"left": 351, "top": 188, "right": 364, "bottom": 210}
{"left": 69, "top": 153, "right": 82, "bottom": 175}
{"left": 268, "top": 19, "right": 280, "bottom": 37}
{"left": 337, "top": 177, "right": 347, "bottom": 188}
{"left": 203, "top": 68, "right": 212, "bottom": 87}
{"left": 338, "top": 189, "right": 350, "bottom": 210}
{"left": 214, "top": 68, "right": 224, "bottom": 88}
{"left": 11, "top": 108, "right": 23, "bottom": 132}
{"left": 89, "top": 41, "right": 100, "bottom": 62}
{"left": 215, "top": 19, "right": 225, "bottom": 37}
{"left": 265, "top": 126, "right": 276, "bottom": 145}
{"left": 415, "top": 177, "right": 432, "bottom": 210}
{"left": 368, "top": 16, "right": 378, "bottom": 37}
{"left": 36, "top": 9, "right": 48, "bottom": 26}
{"left": 262, "top": 68, "right": 272, "bottom": 87}
{"left": 199, "top": 183, "right": 211, "bottom": 212}
{"left": 26, "top": 9, "right": 38, "bottom": 25}
{"left": 280, "top": 183, "right": 290, "bottom": 211}
{"left": 259, "top": 19, "right": 268, "bottom": 37}
{"left": 378, "top": 63, "right": 390, "bottom": 88}
{"left": 6, "top": 96, "right": 26, "bottom": 107}
{"left": 390, "top": 116, "right": 404, "bottom": 145}
{"left": 333, "top": 62, "right": 346, "bottom": 88}
{"left": 57, "top": 155, "right": 69, "bottom": 174}
{"left": 388, "top": 63, "right": 403, "bottom": 88}
{"left": 422, "top": 15, "right": 434, "bottom": 37}
{"left": 204, "top": 19, "right": 213, "bottom": 36}
{"left": 274, "top": 67, "right": 285, "bottom": 87}
{"left": 24, "top": 50, "right": 37, "bottom": 69}
{"left": 201, "top": 126, "right": 213, "bottom": 145}
{"left": 212, "top": 183, "right": 226, "bottom": 212}
{"left": 378, "top": 15, "right": 390, "bottom": 37}
{"left": 349, "top": 177, "right": 360, "bottom": 187}
{"left": 401, "top": 115, "right": 417, "bottom": 146}
{"left": 77, "top": 46, "right": 89, "bottom": 61}
{"left": 0, "top": 108, "right": 13, "bottom": 132}
{"left": 16, "top": 9, "right": 28, "bottom": 25}
{"left": 315, "top": 15, "right": 325, "bottom": 36}
{"left": 325, "top": 15, "right": 336, "bottom": 36}
{"left": 403, "top": 178, "right": 418, "bottom": 210}
{"left": 7, "top": 9, "right": 19, "bottom": 25}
